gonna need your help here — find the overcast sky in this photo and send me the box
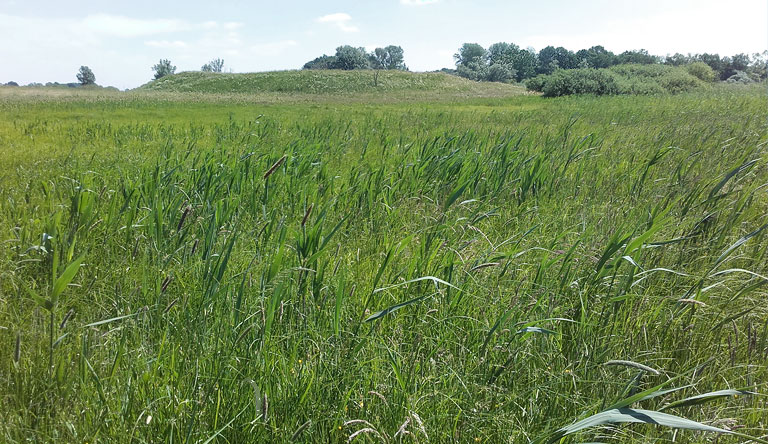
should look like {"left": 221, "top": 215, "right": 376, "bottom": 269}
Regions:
{"left": 2, "top": 0, "right": 766, "bottom": 89}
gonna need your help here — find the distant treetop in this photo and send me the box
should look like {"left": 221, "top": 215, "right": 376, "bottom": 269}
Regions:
{"left": 303, "top": 45, "right": 408, "bottom": 71}
{"left": 76, "top": 66, "right": 96, "bottom": 85}
{"left": 202, "top": 58, "right": 225, "bottom": 73}
{"left": 152, "top": 59, "right": 176, "bottom": 80}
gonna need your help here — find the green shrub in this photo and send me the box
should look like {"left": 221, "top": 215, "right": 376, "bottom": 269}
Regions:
{"left": 658, "top": 71, "right": 703, "bottom": 93}
{"left": 527, "top": 64, "right": 705, "bottom": 97}
{"left": 685, "top": 62, "right": 716, "bottom": 82}
{"left": 539, "top": 69, "right": 621, "bottom": 97}
{"left": 525, "top": 75, "right": 548, "bottom": 92}
{"left": 726, "top": 71, "right": 755, "bottom": 84}
{"left": 609, "top": 63, "right": 674, "bottom": 79}
{"left": 617, "top": 79, "right": 665, "bottom": 95}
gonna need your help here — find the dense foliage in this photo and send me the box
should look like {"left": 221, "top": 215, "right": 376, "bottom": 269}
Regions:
{"left": 152, "top": 58, "right": 176, "bottom": 80}
{"left": 526, "top": 64, "right": 706, "bottom": 97}
{"left": 201, "top": 58, "right": 225, "bottom": 73}
{"left": 303, "top": 45, "right": 406, "bottom": 71}
{"left": 453, "top": 42, "right": 767, "bottom": 85}
{"left": 76, "top": 66, "right": 95, "bottom": 86}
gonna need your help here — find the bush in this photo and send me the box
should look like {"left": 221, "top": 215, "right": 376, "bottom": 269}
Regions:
{"left": 617, "top": 79, "right": 665, "bottom": 95}
{"left": 609, "top": 63, "right": 673, "bottom": 79}
{"left": 303, "top": 55, "right": 337, "bottom": 70}
{"left": 486, "top": 63, "right": 515, "bottom": 83}
{"left": 539, "top": 69, "right": 621, "bottom": 97}
{"left": 456, "top": 63, "right": 487, "bottom": 81}
{"left": 725, "top": 71, "right": 755, "bottom": 84}
{"left": 525, "top": 75, "right": 548, "bottom": 92}
{"left": 685, "top": 62, "right": 716, "bottom": 82}
{"left": 658, "top": 71, "right": 703, "bottom": 93}
{"left": 528, "top": 64, "right": 705, "bottom": 97}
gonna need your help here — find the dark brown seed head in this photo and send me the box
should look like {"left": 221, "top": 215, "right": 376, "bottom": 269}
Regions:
{"left": 161, "top": 276, "right": 172, "bottom": 293}
{"left": 301, "top": 204, "right": 314, "bottom": 227}
{"left": 14, "top": 333, "right": 20, "bottom": 364}
{"left": 263, "top": 155, "right": 287, "bottom": 179}
{"left": 177, "top": 206, "right": 190, "bottom": 232}
{"left": 60, "top": 309, "right": 74, "bottom": 329}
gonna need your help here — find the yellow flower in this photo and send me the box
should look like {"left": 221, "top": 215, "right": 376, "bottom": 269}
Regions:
{"left": 298, "top": 359, "right": 302, "bottom": 365}
{"left": 475, "top": 437, "right": 482, "bottom": 442}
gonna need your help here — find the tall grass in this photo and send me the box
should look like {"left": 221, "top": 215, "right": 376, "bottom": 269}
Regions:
{"left": 0, "top": 84, "right": 766, "bottom": 443}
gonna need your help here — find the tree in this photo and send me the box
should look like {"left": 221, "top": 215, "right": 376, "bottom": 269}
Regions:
{"left": 747, "top": 51, "right": 768, "bottom": 80}
{"left": 487, "top": 42, "right": 538, "bottom": 81}
{"left": 617, "top": 49, "right": 659, "bottom": 65}
{"left": 303, "top": 55, "right": 338, "bottom": 70}
{"left": 454, "top": 43, "right": 488, "bottom": 81}
{"left": 486, "top": 63, "right": 515, "bottom": 83}
{"left": 334, "top": 46, "right": 370, "bottom": 70}
{"left": 454, "top": 43, "right": 487, "bottom": 68}
{"left": 685, "top": 62, "right": 716, "bottom": 82}
{"left": 152, "top": 59, "right": 176, "bottom": 80}
{"left": 511, "top": 48, "right": 538, "bottom": 81}
{"left": 575, "top": 46, "right": 616, "bottom": 69}
{"left": 537, "top": 46, "right": 578, "bottom": 74}
{"left": 695, "top": 53, "right": 723, "bottom": 78}
{"left": 665, "top": 53, "right": 691, "bottom": 66}
{"left": 201, "top": 58, "right": 225, "bottom": 72}
{"left": 76, "top": 66, "right": 95, "bottom": 85}
{"left": 488, "top": 42, "right": 515, "bottom": 65}
{"left": 369, "top": 46, "right": 406, "bottom": 70}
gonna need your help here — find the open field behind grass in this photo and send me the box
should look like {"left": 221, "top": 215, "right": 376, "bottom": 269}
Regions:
{"left": 0, "top": 84, "right": 767, "bottom": 443}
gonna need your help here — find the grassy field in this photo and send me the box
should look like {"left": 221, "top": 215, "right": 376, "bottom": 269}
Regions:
{"left": 0, "top": 80, "right": 767, "bottom": 443}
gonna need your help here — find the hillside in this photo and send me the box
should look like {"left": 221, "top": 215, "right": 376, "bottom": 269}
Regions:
{"left": 137, "top": 69, "right": 526, "bottom": 95}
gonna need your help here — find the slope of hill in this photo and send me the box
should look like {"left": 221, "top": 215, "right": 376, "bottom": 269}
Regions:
{"left": 137, "top": 70, "right": 526, "bottom": 95}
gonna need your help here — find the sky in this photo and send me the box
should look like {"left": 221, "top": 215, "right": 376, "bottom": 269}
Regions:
{"left": 1, "top": 0, "right": 766, "bottom": 89}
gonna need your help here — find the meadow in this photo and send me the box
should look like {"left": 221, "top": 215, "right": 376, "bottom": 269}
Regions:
{"left": 0, "top": 81, "right": 767, "bottom": 443}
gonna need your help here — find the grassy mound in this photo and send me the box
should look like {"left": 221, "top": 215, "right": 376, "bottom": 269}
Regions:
{"left": 138, "top": 70, "right": 524, "bottom": 95}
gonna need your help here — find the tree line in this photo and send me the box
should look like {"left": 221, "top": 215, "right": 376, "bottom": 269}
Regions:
{"left": 303, "top": 45, "right": 407, "bottom": 71}
{"left": 4, "top": 46, "right": 764, "bottom": 89}
{"left": 450, "top": 43, "right": 767, "bottom": 83}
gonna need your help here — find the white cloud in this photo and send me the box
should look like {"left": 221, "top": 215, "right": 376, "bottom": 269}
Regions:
{"left": 82, "top": 14, "right": 194, "bottom": 37}
{"left": 400, "top": 0, "right": 440, "bottom": 5}
{"left": 251, "top": 40, "right": 298, "bottom": 56}
{"left": 521, "top": 6, "right": 767, "bottom": 56}
{"left": 316, "top": 13, "right": 359, "bottom": 33}
{"left": 224, "top": 22, "right": 244, "bottom": 30}
{"left": 145, "top": 40, "right": 188, "bottom": 48}
{"left": 0, "top": 13, "right": 255, "bottom": 88}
